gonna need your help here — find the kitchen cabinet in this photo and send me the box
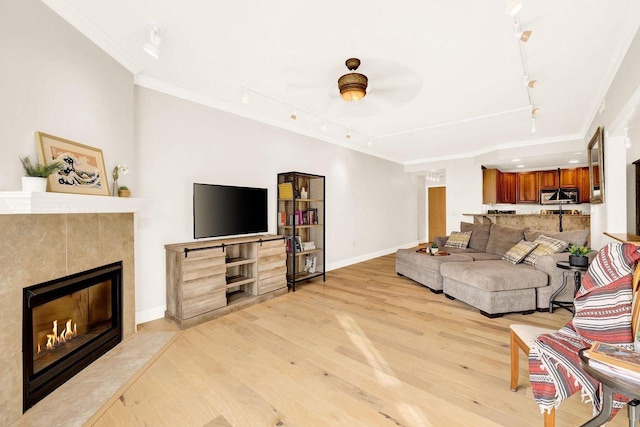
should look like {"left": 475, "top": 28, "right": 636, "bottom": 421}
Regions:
{"left": 539, "top": 170, "right": 558, "bottom": 189}
{"left": 483, "top": 166, "right": 592, "bottom": 205}
{"left": 578, "top": 167, "right": 591, "bottom": 203}
{"left": 560, "top": 168, "right": 580, "bottom": 188}
{"left": 501, "top": 172, "right": 517, "bottom": 204}
{"left": 516, "top": 172, "right": 539, "bottom": 203}
{"left": 482, "top": 168, "right": 500, "bottom": 204}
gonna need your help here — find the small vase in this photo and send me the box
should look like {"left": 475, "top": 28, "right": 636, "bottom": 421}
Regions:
{"left": 112, "top": 179, "right": 118, "bottom": 197}
{"left": 569, "top": 255, "right": 588, "bottom": 267}
{"left": 22, "top": 177, "right": 47, "bottom": 192}
{"left": 430, "top": 247, "right": 439, "bottom": 255}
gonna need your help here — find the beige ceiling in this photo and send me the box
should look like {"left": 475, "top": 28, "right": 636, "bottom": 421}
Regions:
{"left": 44, "top": 0, "right": 640, "bottom": 169}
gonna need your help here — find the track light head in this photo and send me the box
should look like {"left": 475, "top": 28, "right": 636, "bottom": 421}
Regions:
{"left": 143, "top": 25, "right": 162, "bottom": 59}
{"left": 525, "top": 79, "right": 537, "bottom": 88}
{"left": 516, "top": 30, "right": 532, "bottom": 42}
{"left": 507, "top": 0, "right": 523, "bottom": 16}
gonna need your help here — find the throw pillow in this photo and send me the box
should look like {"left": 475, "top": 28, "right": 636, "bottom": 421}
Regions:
{"left": 503, "top": 240, "right": 539, "bottom": 265}
{"left": 460, "top": 222, "right": 491, "bottom": 252}
{"left": 525, "top": 228, "right": 589, "bottom": 247}
{"left": 523, "top": 235, "right": 569, "bottom": 266}
{"left": 444, "top": 231, "right": 472, "bottom": 249}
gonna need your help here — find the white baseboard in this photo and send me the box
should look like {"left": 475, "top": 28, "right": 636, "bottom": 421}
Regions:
{"left": 135, "top": 305, "right": 166, "bottom": 325}
{"left": 325, "top": 241, "right": 419, "bottom": 271}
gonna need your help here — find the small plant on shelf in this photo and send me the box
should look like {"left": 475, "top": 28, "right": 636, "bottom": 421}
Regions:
{"left": 19, "top": 156, "right": 62, "bottom": 177}
{"left": 568, "top": 244, "right": 592, "bottom": 267}
{"left": 568, "top": 244, "right": 591, "bottom": 257}
{"left": 430, "top": 242, "right": 439, "bottom": 255}
{"left": 118, "top": 185, "right": 131, "bottom": 198}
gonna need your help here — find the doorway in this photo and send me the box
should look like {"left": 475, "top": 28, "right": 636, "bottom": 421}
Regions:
{"left": 428, "top": 186, "right": 446, "bottom": 242}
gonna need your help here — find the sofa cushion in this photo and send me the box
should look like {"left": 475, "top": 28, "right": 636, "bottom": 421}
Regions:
{"left": 485, "top": 224, "right": 527, "bottom": 257}
{"left": 444, "top": 231, "right": 472, "bottom": 249}
{"left": 523, "top": 235, "right": 569, "bottom": 266}
{"left": 525, "top": 228, "right": 589, "bottom": 247}
{"left": 440, "top": 260, "right": 548, "bottom": 292}
{"left": 503, "top": 240, "right": 539, "bottom": 265}
{"left": 460, "top": 222, "right": 492, "bottom": 252}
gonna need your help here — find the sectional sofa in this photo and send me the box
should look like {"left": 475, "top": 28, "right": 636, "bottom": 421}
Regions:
{"left": 395, "top": 222, "right": 590, "bottom": 317}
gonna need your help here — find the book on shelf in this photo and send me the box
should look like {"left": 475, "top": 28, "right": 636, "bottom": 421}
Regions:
{"left": 589, "top": 341, "right": 640, "bottom": 375}
{"left": 278, "top": 211, "right": 286, "bottom": 227}
{"left": 278, "top": 182, "right": 293, "bottom": 199}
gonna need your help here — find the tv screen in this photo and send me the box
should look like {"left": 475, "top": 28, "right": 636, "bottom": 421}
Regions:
{"left": 193, "top": 183, "right": 268, "bottom": 239}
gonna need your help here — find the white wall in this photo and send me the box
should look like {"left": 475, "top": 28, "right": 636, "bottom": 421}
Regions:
{"left": 589, "top": 26, "right": 640, "bottom": 247}
{"left": 0, "top": 0, "right": 134, "bottom": 192}
{"left": 134, "top": 87, "right": 419, "bottom": 322}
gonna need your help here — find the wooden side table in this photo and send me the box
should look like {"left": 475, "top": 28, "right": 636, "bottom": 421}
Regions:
{"left": 550, "top": 261, "right": 588, "bottom": 314}
{"left": 578, "top": 348, "right": 640, "bottom": 426}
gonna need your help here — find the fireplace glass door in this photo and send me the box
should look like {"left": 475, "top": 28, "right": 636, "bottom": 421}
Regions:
{"left": 23, "top": 262, "right": 122, "bottom": 411}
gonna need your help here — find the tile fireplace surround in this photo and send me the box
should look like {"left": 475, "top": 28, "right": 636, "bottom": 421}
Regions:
{"left": 0, "top": 210, "right": 136, "bottom": 424}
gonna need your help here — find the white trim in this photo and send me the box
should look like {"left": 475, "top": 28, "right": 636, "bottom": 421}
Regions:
{"left": 0, "top": 192, "right": 148, "bottom": 214}
{"left": 135, "top": 305, "right": 166, "bottom": 325}
{"left": 325, "top": 241, "right": 418, "bottom": 272}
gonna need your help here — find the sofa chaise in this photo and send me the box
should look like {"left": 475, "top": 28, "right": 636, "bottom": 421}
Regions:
{"left": 396, "top": 222, "right": 590, "bottom": 317}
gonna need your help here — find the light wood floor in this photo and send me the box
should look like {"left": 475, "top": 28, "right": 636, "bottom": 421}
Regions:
{"left": 87, "top": 253, "right": 629, "bottom": 426}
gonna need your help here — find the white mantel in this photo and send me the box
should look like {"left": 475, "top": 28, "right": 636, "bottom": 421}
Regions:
{"left": 0, "top": 191, "right": 148, "bottom": 214}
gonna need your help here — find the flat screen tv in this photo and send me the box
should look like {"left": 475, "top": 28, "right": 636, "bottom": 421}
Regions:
{"left": 193, "top": 183, "right": 268, "bottom": 239}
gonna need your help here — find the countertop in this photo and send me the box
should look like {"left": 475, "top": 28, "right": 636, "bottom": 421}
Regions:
{"left": 463, "top": 213, "right": 590, "bottom": 217}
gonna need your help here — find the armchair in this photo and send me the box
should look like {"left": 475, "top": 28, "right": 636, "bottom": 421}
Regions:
{"left": 510, "top": 242, "right": 640, "bottom": 426}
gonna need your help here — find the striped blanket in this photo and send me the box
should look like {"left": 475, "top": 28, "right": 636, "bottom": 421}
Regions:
{"left": 528, "top": 243, "right": 640, "bottom": 419}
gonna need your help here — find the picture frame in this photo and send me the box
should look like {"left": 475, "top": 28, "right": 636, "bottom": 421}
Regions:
{"left": 36, "top": 132, "right": 110, "bottom": 196}
{"left": 587, "top": 127, "right": 604, "bottom": 204}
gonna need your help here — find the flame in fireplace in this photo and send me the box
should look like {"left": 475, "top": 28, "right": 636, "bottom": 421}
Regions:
{"left": 40, "top": 319, "right": 77, "bottom": 353}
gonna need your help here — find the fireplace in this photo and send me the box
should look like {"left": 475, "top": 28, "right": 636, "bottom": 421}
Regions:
{"left": 22, "top": 262, "right": 123, "bottom": 411}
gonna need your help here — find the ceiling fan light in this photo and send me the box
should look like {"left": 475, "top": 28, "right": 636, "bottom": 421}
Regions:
{"left": 338, "top": 58, "right": 368, "bottom": 103}
{"left": 338, "top": 73, "right": 368, "bottom": 102}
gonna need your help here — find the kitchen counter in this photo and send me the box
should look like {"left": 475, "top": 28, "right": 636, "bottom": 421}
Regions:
{"left": 463, "top": 213, "right": 590, "bottom": 233}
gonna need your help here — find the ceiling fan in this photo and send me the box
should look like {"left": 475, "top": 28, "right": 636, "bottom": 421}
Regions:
{"left": 338, "top": 58, "right": 368, "bottom": 102}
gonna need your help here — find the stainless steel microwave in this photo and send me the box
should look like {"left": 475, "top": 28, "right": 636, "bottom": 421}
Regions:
{"left": 540, "top": 188, "right": 579, "bottom": 204}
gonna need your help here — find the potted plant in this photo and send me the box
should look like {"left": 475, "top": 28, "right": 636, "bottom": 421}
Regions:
{"left": 19, "top": 156, "right": 62, "bottom": 192}
{"left": 118, "top": 185, "right": 131, "bottom": 198}
{"left": 568, "top": 244, "right": 591, "bottom": 267}
{"left": 430, "top": 242, "right": 439, "bottom": 255}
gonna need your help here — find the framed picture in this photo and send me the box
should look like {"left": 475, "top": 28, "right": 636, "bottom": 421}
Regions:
{"left": 36, "top": 132, "right": 110, "bottom": 196}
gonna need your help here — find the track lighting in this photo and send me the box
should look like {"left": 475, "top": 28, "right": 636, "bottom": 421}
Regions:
{"left": 531, "top": 107, "right": 540, "bottom": 116}
{"left": 240, "top": 85, "right": 374, "bottom": 144}
{"left": 531, "top": 117, "right": 536, "bottom": 133}
{"left": 143, "top": 25, "right": 162, "bottom": 59}
{"left": 525, "top": 79, "right": 537, "bottom": 88}
{"left": 507, "top": 0, "right": 523, "bottom": 16}
{"left": 516, "top": 30, "right": 532, "bottom": 42}
{"left": 624, "top": 127, "right": 631, "bottom": 149}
